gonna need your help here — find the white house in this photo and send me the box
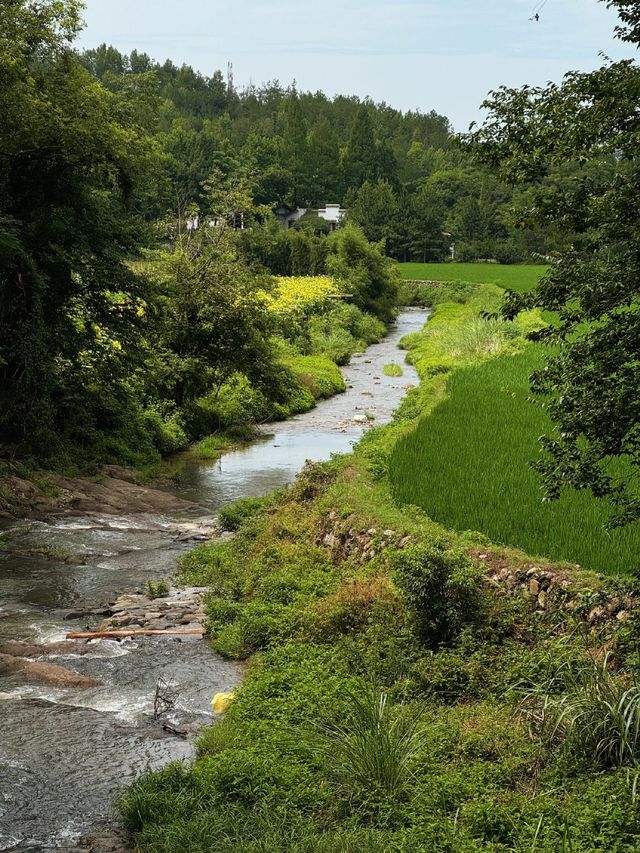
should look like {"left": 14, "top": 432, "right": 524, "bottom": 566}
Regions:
{"left": 276, "top": 204, "right": 346, "bottom": 231}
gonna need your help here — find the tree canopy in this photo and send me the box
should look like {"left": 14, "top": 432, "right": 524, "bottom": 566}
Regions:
{"left": 0, "top": 0, "right": 156, "bottom": 458}
{"left": 470, "top": 0, "right": 640, "bottom": 525}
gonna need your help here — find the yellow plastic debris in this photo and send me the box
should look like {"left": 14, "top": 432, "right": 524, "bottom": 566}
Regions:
{"left": 211, "top": 691, "right": 235, "bottom": 714}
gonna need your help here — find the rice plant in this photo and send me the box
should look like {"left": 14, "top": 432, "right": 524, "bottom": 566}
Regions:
{"left": 302, "top": 687, "right": 426, "bottom": 797}
{"left": 391, "top": 346, "right": 640, "bottom": 573}
{"left": 396, "top": 262, "right": 546, "bottom": 291}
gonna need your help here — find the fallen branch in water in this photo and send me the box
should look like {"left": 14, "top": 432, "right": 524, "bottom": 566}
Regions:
{"left": 154, "top": 677, "right": 178, "bottom": 720}
{"left": 66, "top": 628, "right": 205, "bottom": 639}
{"left": 162, "top": 723, "right": 188, "bottom": 737}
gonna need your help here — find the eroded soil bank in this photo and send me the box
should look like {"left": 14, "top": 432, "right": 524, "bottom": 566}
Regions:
{"left": 0, "top": 466, "right": 197, "bottom": 522}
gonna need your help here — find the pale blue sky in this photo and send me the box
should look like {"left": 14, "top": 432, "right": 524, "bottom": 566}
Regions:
{"left": 76, "top": 0, "right": 636, "bottom": 130}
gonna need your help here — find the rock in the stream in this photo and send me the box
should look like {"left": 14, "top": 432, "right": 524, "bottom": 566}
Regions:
{"left": 0, "top": 654, "right": 102, "bottom": 688}
{"left": 61, "top": 606, "right": 112, "bottom": 621}
{"left": 75, "top": 828, "right": 130, "bottom": 853}
{"left": 0, "top": 467, "right": 199, "bottom": 521}
{"left": 0, "top": 640, "right": 95, "bottom": 658}
{"left": 98, "top": 587, "right": 207, "bottom": 632}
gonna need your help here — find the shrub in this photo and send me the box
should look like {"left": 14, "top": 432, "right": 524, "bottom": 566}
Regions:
{"left": 392, "top": 545, "right": 484, "bottom": 646}
{"left": 308, "top": 322, "right": 355, "bottom": 365}
{"left": 326, "top": 224, "right": 398, "bottom": 323}
{"left": 142, "top": 405, "right": 189, "bottom": 455}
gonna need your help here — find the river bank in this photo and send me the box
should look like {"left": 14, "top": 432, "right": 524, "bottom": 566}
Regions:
{"left": 0, "top": 308, "right": 427, "bottom": 852}
{"left": 0, "top": 466, "right": 197, "bottom": 523}
{"left": 121, "top": 287, "right": 640, "bottom": 853}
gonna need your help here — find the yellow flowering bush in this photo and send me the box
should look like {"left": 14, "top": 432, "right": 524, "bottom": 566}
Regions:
{"left": 267, "top": 276, "right": 338, "bottom": 314}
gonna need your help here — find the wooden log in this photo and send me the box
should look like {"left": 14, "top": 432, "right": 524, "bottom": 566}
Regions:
{"left": 66, "top": 628, "right": 204, "bottom": 639}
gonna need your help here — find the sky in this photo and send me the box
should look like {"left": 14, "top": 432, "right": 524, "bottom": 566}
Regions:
{"left": 76, "top": 0, "right": 637, "bottom": 131}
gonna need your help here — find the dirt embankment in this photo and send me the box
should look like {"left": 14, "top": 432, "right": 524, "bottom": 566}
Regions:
{"left": 0, "top": 465, "right": 196, "bottom": 520}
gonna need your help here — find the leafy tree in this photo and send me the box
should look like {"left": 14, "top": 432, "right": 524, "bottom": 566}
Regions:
{"left": 345, "top": 179, "right": 400, "bottom": 246}
{"left": 470, "top": 0, "right": 640, "bottom": 524}
{"left": 404, "top": 185, "right": 448, "bottom": 262}
{"left": 343, "top": 107, "right": 380, "bottom": 190}
{"left": 306, "top": 117, "right": 342, "bottom": 205}
{"left": 279, "top": 91, "right": 310, "bottom": 206}
{"left": 326, "top": 224, "right": 398, "bottom": 322}
{"left": 151, "top": 223, "right": 279, "bottom": 415}
{"left": 0, "top": 0, "right": 156, "bottom": 459}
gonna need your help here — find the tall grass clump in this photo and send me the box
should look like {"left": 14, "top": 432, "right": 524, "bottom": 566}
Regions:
{"left": 527, "top": 653, "right": 640, "bottom": 770}
{"left": 302, "top": 687, "right": 426, "bottom": 798}
{"left": 390, "top": 346, "right": 640, "bottom": 573}
{"left": 383, "top": 363, "right": 403, "bottom": 377}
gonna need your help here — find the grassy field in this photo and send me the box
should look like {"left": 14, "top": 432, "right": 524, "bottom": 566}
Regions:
{"left": 391, "top": 345, "right": 640, "bottom": 574}
{"left": 397, "top": 262, "right": 546, "bottom": 291}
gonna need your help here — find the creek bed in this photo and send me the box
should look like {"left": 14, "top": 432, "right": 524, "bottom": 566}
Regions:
{"left": 0, "top": 308, "right": 427, "bottom": 851}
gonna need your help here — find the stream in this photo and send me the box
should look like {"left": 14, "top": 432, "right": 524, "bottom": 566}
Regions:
{"left": 0, "top": 308, "right": 427, "bottom": 852}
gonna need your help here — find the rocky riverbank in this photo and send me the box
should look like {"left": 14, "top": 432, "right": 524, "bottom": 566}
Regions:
{"left": 0, "top": 465, "right": 197, "bottom": 520}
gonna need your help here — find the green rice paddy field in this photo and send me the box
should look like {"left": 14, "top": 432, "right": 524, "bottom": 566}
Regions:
{"left": 391, "top": 345, "right": 640, "bottom": 575}
{"left": 397, "top": 262, "right": 546, "bottom": 291}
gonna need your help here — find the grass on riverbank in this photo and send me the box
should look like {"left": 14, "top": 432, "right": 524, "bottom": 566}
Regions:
{"left": 187, "top": 295, "right": 384, "bottom": 438}
{"left": 120, "top": 283, "right": 640, "bottom": 852}
{"left": 397, "top": 262, "right": 546, "bottom": 291}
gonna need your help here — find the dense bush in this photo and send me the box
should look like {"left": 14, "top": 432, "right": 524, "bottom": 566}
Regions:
{"left": 327, "top": 225, "right": 399, "bottom": 323}
{"left": 392, "top": 544, "right": 484, "bottom": 646}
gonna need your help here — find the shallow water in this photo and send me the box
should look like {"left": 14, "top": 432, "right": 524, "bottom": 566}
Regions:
{"left": 169, "top": 308, "right": 427, "bottom": 508}
{"left": 0, "top": 308, "right": 427, "bottom": 851}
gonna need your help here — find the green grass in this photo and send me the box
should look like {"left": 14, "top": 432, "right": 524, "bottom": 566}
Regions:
{"left": 383, "top": 363, "right": 403, "bottom": 377}
{"left": 194, "top": 433, "right": 238, "bottom": 461}
{"left": 390, "top": 346, "right": 640, "bottom": 574}
{"left": 284, "top": 354, "right": 346, "bottom": 400}
{"left": 397, "top": 262, "right": 546, "bottom": 291}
